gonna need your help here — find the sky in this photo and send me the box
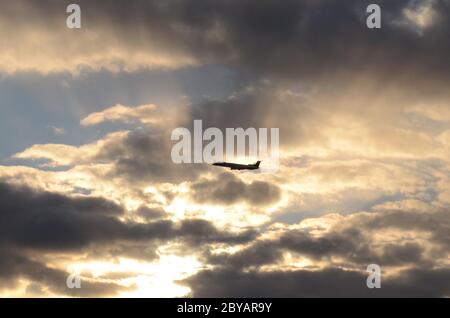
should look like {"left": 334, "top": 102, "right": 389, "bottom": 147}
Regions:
{"left": 0, "top": 0, "right": 449, "bottom": 297}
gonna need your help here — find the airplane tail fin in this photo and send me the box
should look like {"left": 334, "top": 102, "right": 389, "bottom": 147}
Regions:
{"left": 255, "top": 161, "right": 261, "bottom": 168}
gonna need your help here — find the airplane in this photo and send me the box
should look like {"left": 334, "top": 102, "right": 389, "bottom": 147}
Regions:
{"left": 212, "top": 161, "right": 261, "bottom": 171}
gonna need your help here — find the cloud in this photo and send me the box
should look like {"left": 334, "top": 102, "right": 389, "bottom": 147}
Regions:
{"left": 13, "top": 129, "right": 205, "bottom": 183}
{"left": 0, "top": 248, "right": 130, "bottom": 297}
{"left": 204, "top": 213, "right": 435, "bottom": 271}
{"left": 80, "top": 104, "right": 158, "bottom": 126}
{"left": 135, "top": 206, "right": 167, "bottom": 220}
{"left": 190, "top": 172, "right": 281, "bottom": 206}
{"left": 0, "top": 181, "right": 257, "bottom": 251}
{"left": 183, "top": 267, "right": 450, "bottom": 297}
{"left": 2, "top": 0, "right": 450, "bottom": 81}
{"left": 181, "top": 204, "right": 449, "bottom": 297}
{"left": 0, "top": 179, "right": 260, "bottom": 296}
{"left": 400, "top": 0, "right": 441, "bottom": 34}
{"left": 0, "top": 1, "right": 200, "bottom": 74}
{"left": 12, "top": 131, "right": 130, "bottom": 167}
{"left": 95, "top": 129, "right": 206, "bottom": 183}
{"left": 2, "top": 0, "right": 450, "bottom": 297}
{"left": 48, "top": 126, "right": 66, "bottom": 135}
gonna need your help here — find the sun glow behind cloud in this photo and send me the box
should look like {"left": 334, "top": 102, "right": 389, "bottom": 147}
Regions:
{"left": 66, "top": 256, "right": 201, "bottom": 298}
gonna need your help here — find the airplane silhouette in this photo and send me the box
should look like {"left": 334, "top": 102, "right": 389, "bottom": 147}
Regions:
{"left": 212, "top": 161, "right": 261, "bottom": 171}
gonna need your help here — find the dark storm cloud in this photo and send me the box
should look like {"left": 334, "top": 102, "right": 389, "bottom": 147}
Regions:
{"left": 0, "top": 181, "right": 256, "bottom": 251}
{"left": 178, "top": 219, "right": 258, "bottom": 245}
{"left": 5, "top": 0, "right": 450, "bottom": 80}
{"left": 206, "top": 227, "right": 427, "bottom": 270}
{"left": 87, "top": 242, "right": 161, "bottom": 262}
{"left": 183, "top": 212, "right": 450, "bottom": 297}
{"left": 0, "top": 181, "right": 259, "bottom": 295}
{"left": 0, "top": 181, "right": 128, "bottom": 250}
{"left": 203, "top": 206, "right": 450, "bottom": 271}
{"left": 279, "top": 229, "right": 426, "bottom": 266}
{"left": 136, "top": 206, "right": 167, "bottom": 220}
{"left": 0, "top": 181, "right": 145, "bottom": 250}
{"left": 206, "top": 240, "right": 283, "bottom": 270}
{"left": 0, "top": 248, "right": 128, "bottom": 297}
{"left": 378, "top": 242, "right": 424, "bottom": 265}
{"left": 354, "top": 209, "right": 450, "bottom": 251}
{"left": 182, "top": 267, "right": 450, "bottom": 297}
{"left": 95, "top": 130, "right": 207, "bottom": 183}
{"left": 0, "top": 181, "right": 123, "bottom": 216}
{"left": 190, "top": 172, "right": 281, "bottom": 206}
{"left": 185, "top": 205, "right": 450, "bottom": 297}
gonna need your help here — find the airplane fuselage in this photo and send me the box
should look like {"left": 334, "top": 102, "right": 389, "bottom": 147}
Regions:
{"left": 212, "top": 161, "right": 261, "bottom": 171}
